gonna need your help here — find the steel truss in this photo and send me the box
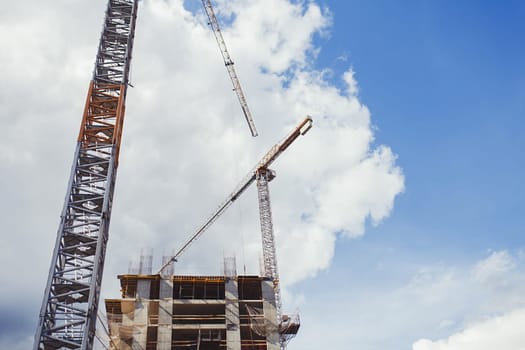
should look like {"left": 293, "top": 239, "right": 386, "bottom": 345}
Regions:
{"left": 201, "top": 0, "right": 259, "bottom": 137}
{"left": 34, "top": 1, "right": 139, "bottom": 349}
{"left": 256, "top": 168, "right": 283, "bottom": 325}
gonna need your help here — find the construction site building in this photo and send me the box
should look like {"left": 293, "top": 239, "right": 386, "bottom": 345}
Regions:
{"left": 104, "top": 272, "right": 299, "bottom": 350}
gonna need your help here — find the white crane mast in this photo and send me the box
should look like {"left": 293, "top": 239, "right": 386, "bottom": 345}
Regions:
{"left": 256, "top": 167, "right": 282, "bottom": 324}
{"left": 201, "top": 0, "right": 258, "bottom": 137}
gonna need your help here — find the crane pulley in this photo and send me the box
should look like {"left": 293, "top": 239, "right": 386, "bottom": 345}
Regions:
{"left": 158, "top": 116, "right": 312, "bottom": 274}
{"left": 201, "top": 0, "right": 259, "bottom": 137}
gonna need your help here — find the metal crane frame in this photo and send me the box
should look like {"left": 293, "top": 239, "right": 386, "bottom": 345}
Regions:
{"left": 34, "top": 1, "right": 139, "bottom": 349}
{"left": 201, "top": 0, "right": 259, "bottom": 137}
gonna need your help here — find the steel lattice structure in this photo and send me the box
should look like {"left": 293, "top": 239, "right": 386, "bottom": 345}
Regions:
{"left": 255, "top": 168, "right": 282, "bottom": 323}
{"left": 34, "top": 0, "right": 139, "bottom": 349}
{"left": 201, "top": 0, "right": 259, "bottom": 137}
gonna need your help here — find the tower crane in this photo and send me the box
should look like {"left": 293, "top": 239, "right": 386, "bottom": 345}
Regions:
{"left": 34, "top": 1, "right": 139, "bottom": 349}
{"left": 158, "top": 116, "right": 313, "bottom": 347}
{"left": 201, "top": 0, "right": 259, "bottom": 137}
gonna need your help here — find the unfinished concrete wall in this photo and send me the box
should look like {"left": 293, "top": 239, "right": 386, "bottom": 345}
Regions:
{"left": 225, "top": 278, "right": 241, "bottom": 350}
{"left": 118, "top": 300, "right": 135, "bottom": 350}
{"left": 107, "top": 275, "right": 291, "bottom": 350}
{"left": 157, "top": 278, "right": 173, "bottom": 350}
{"left": 262, "top": 280, "right": 279, "bottom": 350}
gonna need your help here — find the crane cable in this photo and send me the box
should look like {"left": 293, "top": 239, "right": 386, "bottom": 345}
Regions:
{"left": 96, "top": 310, "right": 119, "bottom": 350}
{"left": 94, "top": 334, "right": 110, "bottom": 350}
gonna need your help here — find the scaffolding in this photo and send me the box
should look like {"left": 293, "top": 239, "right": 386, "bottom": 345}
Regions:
{"left": 104, "top": 273, "right": 299, "bottom": 350}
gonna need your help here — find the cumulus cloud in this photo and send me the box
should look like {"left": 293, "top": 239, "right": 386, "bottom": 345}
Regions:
{"left": 472, "top": 250, "right": 516, "bottom": 283}
{"left": 216, "top": 0, "right": 330, "bottom": 73}
{"left": 289, "top": 249, "right": 525, "bottom": 350}
{"left": 99, "top": 0, "right": 403, "bottom": 284}
{"left": 412, "top": 308, "right": 525, "bottom": 350}
{"left": 405, "top": 250, "right": 525, "bottom": 350}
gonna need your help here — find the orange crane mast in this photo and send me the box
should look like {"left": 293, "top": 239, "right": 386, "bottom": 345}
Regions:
{"left": 34, "top": 1, "right": 139, "bottom": 349}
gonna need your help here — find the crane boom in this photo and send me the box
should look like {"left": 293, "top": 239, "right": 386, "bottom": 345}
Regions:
{"left": 34, "top": 1, "right": 139, "bottom": 349}
{"left": 201, "top": 0, "right": 259, "bottom": 137}
{"left": 158, "top": 116, "right": 312, "bottom": 273}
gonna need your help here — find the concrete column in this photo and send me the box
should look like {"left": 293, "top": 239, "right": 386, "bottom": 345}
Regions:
{"left": 133, "top": 280, "right": 151, "bottom": 349}
{"left": 119, "top": 300, "right": 135, "bottom": 350}
{"left": 157, "top": 278, "right": 173, "bottom": 350}
{"left": 132, "top": 300, "right": 148, "bottom": 349}
{"left": 225, "top": 278, "right": 241, "bottom": 350}
{"left": 262, "top": 280, "right": 280, "bottom": 350}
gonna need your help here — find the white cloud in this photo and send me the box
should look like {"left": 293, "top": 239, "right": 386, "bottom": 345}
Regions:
{"left": 343, "top": 68, "right": 359, "bottom": 95}
{"left": 472, "top": 250, "right": 516, "bottom": 283}
{"left": 403, "top": 266, "right": 460, "bottom": 305}
{"left": 406, "top": 250, "right": 525, "bottom": 350}
{"left": 412, "top": 308, "right": 525, "bottom": 350}
{"left": 289, "top": 250, "right": 525, "bottom": 350}
{"left": 217, "top": 0, "right": 331, "bottom": 73}
{"left": 315, "top": 145, "right": 404, "bottom": 236}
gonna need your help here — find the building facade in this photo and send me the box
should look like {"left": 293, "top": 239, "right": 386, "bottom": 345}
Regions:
{"left": 105, "top": 274, "right": 299, "bottom": 350}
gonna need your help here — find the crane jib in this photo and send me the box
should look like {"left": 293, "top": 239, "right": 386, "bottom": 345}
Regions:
{"left": 201, "top": 0, "right": 259, "bottom": 137}
{"left": 159, "top": 116, "right": 313, "bottom": 274}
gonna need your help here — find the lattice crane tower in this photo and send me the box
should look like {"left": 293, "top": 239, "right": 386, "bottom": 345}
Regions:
{"left": 34, "top": 1, "right": 139, "bottom": 349}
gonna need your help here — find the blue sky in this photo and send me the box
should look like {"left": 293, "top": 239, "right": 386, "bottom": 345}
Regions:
{"left": 1, "top": 1, "right": 524, "bottom": 349}
{"left": 289, "top": 1, "right": 525, "bottom": 348}
{"left": 313, "top": 0, "right": 525, "bottom": 254}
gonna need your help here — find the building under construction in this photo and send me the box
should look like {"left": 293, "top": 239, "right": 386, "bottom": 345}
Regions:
{"left": 100, "top": 113, "right": 311, "bottom": 350}
{"left": 104, "top": 258, "right": 299, "bottom": 350}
